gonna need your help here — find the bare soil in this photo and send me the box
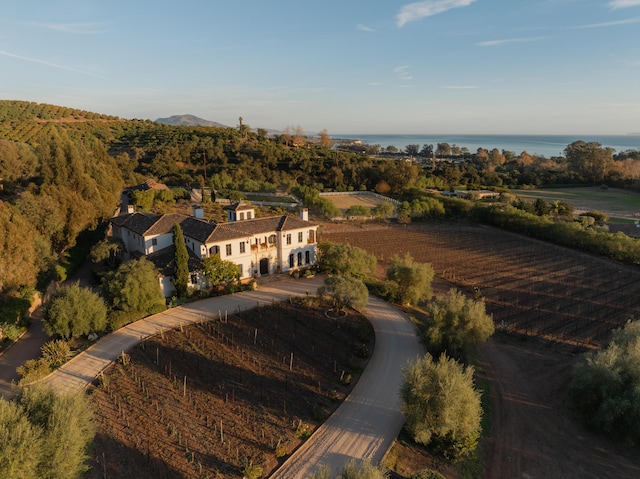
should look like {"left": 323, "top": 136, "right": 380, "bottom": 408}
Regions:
{"left": 88, "top": 298, "right": 373, "bottom": 479}
{"left": 321, "top": 220, "right": 640, "bottom": 479}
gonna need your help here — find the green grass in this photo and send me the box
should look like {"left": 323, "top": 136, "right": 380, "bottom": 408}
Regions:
{"left": 514, "top": 186, "right": 640, "bottom": 218}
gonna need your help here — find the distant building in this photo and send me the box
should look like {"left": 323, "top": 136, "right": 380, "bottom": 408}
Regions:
{"left": 109, "top": 203, "right": 318, "bottom": 297}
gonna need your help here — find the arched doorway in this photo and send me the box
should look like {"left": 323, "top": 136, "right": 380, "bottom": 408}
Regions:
{"left": 259, "top": 258, "right": 269, "bottom": 275}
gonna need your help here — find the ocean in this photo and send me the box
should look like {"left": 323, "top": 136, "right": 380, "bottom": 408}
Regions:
{"left": 332, "top": 134, "right": 640, "bottom": 158}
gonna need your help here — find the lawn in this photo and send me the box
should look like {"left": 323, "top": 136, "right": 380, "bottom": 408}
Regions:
{"left": 514, "top": 186, "right": 640, "bottom": 218}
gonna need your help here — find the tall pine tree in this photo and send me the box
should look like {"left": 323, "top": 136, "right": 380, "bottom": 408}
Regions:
{"left": 173, "top": 223, "right": 189, "bottom": 297}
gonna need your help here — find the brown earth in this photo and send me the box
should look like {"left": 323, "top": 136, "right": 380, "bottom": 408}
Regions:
{"left": 88, "top": 297, "right": 374, "bottom": 479}
{"left": 321, "top": 221, "right": 640, "bottom": 479}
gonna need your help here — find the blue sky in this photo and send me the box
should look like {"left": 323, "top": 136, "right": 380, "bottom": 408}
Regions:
{"left": 1, "top": 0, "right": 639, "bottom": 135}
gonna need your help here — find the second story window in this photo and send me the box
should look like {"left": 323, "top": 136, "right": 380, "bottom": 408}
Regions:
{"left": 298, "top": 232, "right": 303, "bottom": 243}
{"left": 240, "top": 241, "right": 246, "bottom": 253}
{"left": 286, "top": 234, "right": 292, "bottom": 245}
{"left": 226, "top": 244, "right": 232, "bottom": 256}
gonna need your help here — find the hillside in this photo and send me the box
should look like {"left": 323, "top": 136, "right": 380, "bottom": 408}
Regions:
{"left": 155, "top": 114, "right": 229, "bottom": 128}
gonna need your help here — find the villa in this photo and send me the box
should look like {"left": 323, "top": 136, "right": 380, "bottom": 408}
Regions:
{"left": 109, "top": 203, "right": 318, "bottom": 297}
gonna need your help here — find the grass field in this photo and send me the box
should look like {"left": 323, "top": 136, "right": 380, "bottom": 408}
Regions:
{"left": 514, "top": 186, "right": 640, "bottom": 218}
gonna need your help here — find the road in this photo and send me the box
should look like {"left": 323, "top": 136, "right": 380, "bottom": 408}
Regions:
{"left": 24, "top": 276, "right": 422, "bottom": 476}
{"left": 271, "top": 296, "right": 423, "bottom": 477}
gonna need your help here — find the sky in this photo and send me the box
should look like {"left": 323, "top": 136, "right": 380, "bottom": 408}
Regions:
{"left": 1, "top": 0, "right": 640, "bottom": 135}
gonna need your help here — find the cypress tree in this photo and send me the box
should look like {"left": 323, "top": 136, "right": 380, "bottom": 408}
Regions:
{"left": 173, "top": 223, "right": 189, "bottom": 297}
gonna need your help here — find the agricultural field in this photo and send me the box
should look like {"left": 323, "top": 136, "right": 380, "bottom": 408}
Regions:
{"left": 322, "top": 221, "right": 640, "bottom": 478}
{"left": 88, "top": 299, "right": 373, "bottom": 479}
{"left": 321, "top": 193, "right": 393, "bottom": 212}
{"left": 514, "top": 186, "right": 640, "bottom": 219}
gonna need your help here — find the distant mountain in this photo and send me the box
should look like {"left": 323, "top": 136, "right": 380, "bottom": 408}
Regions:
{"left": 155, "top": 114, "right": 229, "bottom": 128}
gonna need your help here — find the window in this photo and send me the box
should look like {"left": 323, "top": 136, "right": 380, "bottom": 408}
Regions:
{"left": 289, "top": 254, "right": 294, "bottom": 268}
{"left": 305, "top": 250, "right": 310, "bottom": 265}
{"left": 240, "top": 241, "right": 246, "bottom": 254}
{"left": 297, "top": 252, "right": 302, "bottom": 266}
{"left": 209, "top": 245, "right": 220, "bottom": 256}
{"left": 237, "top": 263, "right": 243, "bottom": 276}
{"left": 298, "top": 232, "right": 303, "bottom": 243}
{"left": 268, "top": 234, "right": 276, "bottom": 244}
{"left": 226, "top": 244, "right": 232, "bottom": 256}
{"left": 240, "top": 212, "right": 245, "bottom": 220}
{"left": 247, "top": 211, "right": 252, "bottom": 219}
{"left": 286, "top": 234, "right": 292, "bottom": 245}
{"left": 308, "top": 229, "right": 315, "bottom": 243}
{"left": 152, "top": 238, "right": 158, "bottom": 246}
{"left": 190, "top": 273, "right": 198, "bottom": 284}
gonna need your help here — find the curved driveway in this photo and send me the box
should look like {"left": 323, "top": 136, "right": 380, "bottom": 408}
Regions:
{"left": 271, "top": 296, "right": 423, "bottom": 477}
{"left": 40, "top": 276, "right": 423, "bottom": 476}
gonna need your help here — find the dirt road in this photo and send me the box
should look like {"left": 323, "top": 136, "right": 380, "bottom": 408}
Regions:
{"left": 271, "top": 296, "right": 424, "bottom": 478}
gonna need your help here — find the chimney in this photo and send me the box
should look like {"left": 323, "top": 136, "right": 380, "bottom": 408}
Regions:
{"left": 300, "top": 208, "right": 309, "bottom": 221}
{"left": 193, "top": 205, "right": 205, "bottom": 219}
{"left": 127, "top": 205, "right": 135, "bottom": 214}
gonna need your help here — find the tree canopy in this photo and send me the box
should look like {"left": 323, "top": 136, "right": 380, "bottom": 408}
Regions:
{"left": 319, "top": 275, "right": 369, "bottom": 312}
{"left": 0, "top": 385, "right": 95, "bottom": 479}
{"left": 318, "top": 242, "right": 376, "bottom": 278}
{"left": 401, "top": 353, "right": 482, "bottom": 459}
{"left": 201, "top": 255, "right": 240, "bottom": 286}
{"left": 101, "top": 258, "right": 165, "bottom": 314}
{"left": 385, "top": 253, "right": 435, "bottom": 306}
{"left": 43, "top": 283, "right": 107, "bottom": 339}
{"left": 423, "top": 288, "right": 494, "bottom": 359}
{"left": 571, "top": 320, "right": 640, "bottom": 445}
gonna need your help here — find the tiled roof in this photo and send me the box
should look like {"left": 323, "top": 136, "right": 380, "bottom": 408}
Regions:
{"left": 110, "top": 213, "right": 161, "bottom": 236}
{"left": 112, "top": 212, "right": 317, "bottom": 244}
{"left": 145, "top": 213, "right": 190, "bottom": 236}
{"left": 223, "top": 202, "right": 255, "bottom": 212}
{"left": 145, "top": 245, "right": 202, "bottom": 276}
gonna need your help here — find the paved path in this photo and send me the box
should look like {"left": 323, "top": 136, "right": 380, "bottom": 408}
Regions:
{"left": 0, "top": 315, "right": 50, "bottom": 399}
{"left": 41, "top": 276, "right": 324, "bottom": 395}
{"left": 37, "top": 275, "right": 423, "bottom": 476}
{"left": 271, "top": 296, "right": 424, "bottom": 478}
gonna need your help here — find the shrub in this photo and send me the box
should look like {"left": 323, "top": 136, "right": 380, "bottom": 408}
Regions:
{"left": 108, "top": 309, "right": 146, "bottom": 331}
{"left": 318, "top": 275, "right": 369, "bottom": 312}
{"left": 401, "top": 353, "right": 482, "bottom": 460}
{"left": 17, "top": 358, "right": 52, "bottom": 383}
{"left": 40, "top": 340, "right": 71, "bottom": 368}
{"left": 0, "top": 322, "right": 24, "bottom": 342}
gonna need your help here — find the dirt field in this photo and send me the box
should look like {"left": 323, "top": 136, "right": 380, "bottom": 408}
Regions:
{"left": 322, "top": 193, "right": 390, "bottom": 211}
{"left": 321, "top": 221, "right": 640, "bottom": 479}
{"left": 88, "top": 299, "right": 373, "bottom": 479}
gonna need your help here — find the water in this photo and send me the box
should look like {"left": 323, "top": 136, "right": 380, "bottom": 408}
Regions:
{"left": 332, "top": 134, "right": 640, "bottom": 158}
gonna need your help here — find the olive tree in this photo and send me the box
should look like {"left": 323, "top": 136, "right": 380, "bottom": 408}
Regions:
{"left": 571, "top": 320, "right": 640, "bottom": 444}
{"left": 43, "top": 283, "right": 107, "bottom": 339}
{"left": 385, "top": 253, "right": 434, "bottom": 306}
{"left": 319, "top": 275, "right": 369, "bottom": 312}
{"left": 318, "top": 242, "right": 376, "bottom": 278}
{"left": 423, "top": 288, "right": 494, "bottom": 359}
{"left": 401, "top": 353, "right": 482, "bottom": 459}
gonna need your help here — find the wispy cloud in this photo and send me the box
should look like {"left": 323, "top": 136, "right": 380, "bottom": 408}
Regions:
{"left": 0, "top": 49, "right": 105, "bottom": 78}
{"left": 572, "top": 16, "right": 640, "bottom": 28}
{"left": 31, "top": 22, "right": 111, "bottom": 34}
{"left": 357, "top": 24, "right": 375, "bottom": 32}
{"left": 609, "top": 0, "right": 640, "bottom": 9}
{"left": 443, "top": 85, "right": 478, "bottom": 89}
{"left": 396, "top": 0, "right": 477, "bottom": 28}
{"left": 477, "top": 36, "right": 547, "bottom": 46}
{"left": 394, "top": 65, "right": 413, "bottom": 80}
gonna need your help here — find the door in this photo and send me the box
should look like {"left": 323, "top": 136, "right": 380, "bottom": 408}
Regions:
{"left": 259, "top": 257, "right": 269, "bottom": 275}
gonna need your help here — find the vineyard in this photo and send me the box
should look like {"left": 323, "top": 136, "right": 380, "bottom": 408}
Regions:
{"left": 321, "top": 221, "right": 640, "bottom": 348}
{"left": 88, "top": 299, "right": 373, "bottom": 479}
